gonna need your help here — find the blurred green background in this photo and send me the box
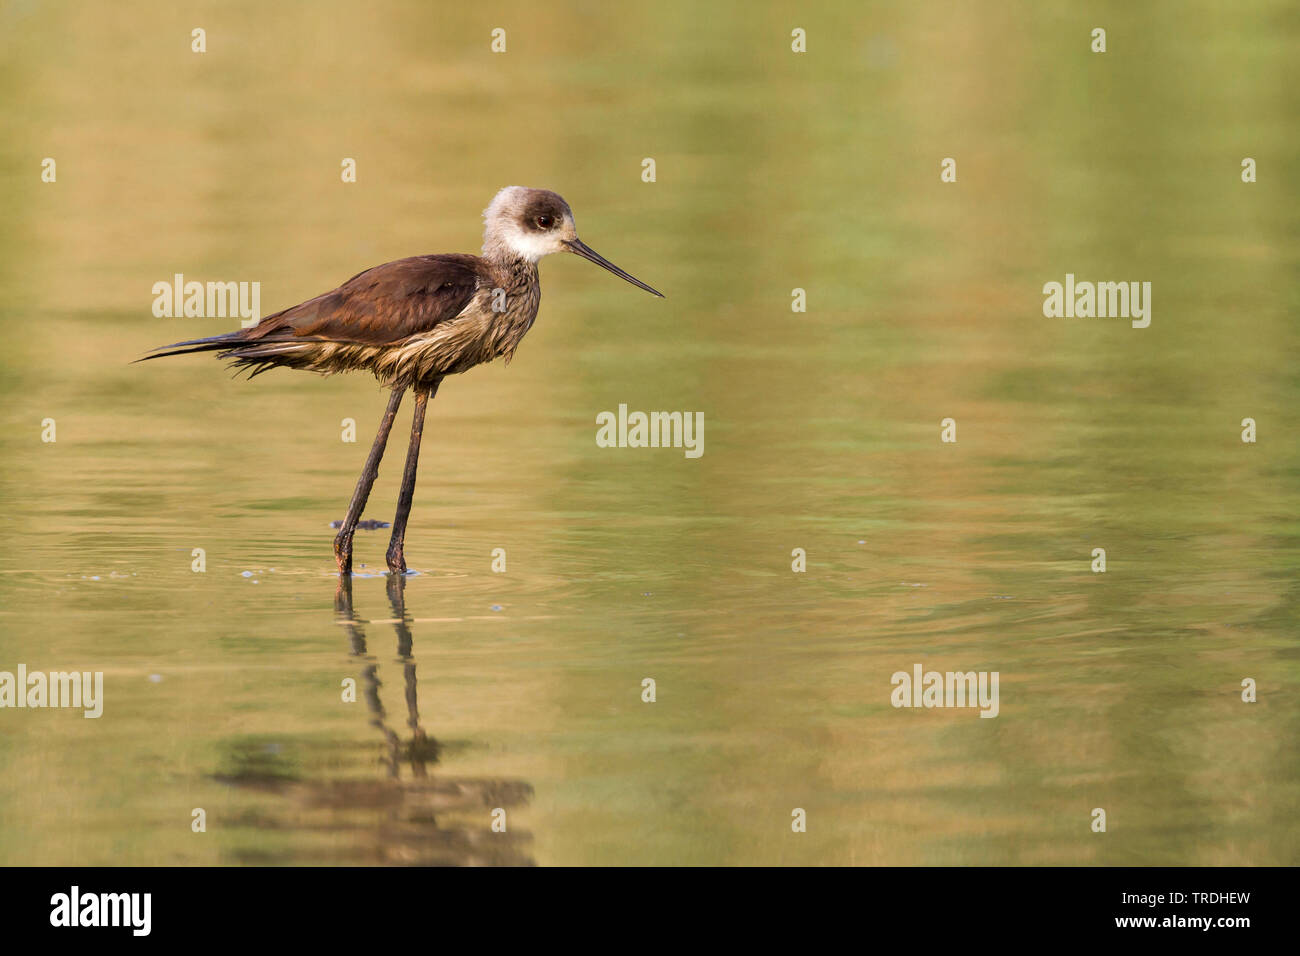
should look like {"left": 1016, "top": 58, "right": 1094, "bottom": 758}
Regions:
{"left": 0, "top": 0, "right": 1297, "bottom": 864}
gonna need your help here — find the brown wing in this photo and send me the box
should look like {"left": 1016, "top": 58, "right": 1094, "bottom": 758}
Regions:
{"left": 246, "top": 254, "right": 484, "bottom": 347}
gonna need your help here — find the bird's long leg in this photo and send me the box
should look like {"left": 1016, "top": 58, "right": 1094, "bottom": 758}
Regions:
{"left": 334, "top": 388, "right": 405, "bottom": 574}
{"left": 386, "top": 378, "right": 441, "bottom": 574}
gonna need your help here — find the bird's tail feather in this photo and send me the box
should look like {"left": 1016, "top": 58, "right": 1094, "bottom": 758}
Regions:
{"left": 134, "top": 331, "right": 247, "bottom": 363}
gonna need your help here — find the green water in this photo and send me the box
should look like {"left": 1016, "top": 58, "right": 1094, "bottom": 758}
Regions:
{"left": 1, "top": 1, "right": 1297, "bottom": 865}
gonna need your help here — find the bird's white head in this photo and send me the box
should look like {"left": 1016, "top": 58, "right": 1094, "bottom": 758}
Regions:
{"left": 481, "top": 186, "right": 664, "bottom": 296}
{"left": 482, "top": 186, "right": 577, "bottom": 263}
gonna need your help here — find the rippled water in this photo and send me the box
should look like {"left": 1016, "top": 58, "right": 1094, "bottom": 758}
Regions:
{"left": 1, "top": 1, "right": 1297, "bottom": 865}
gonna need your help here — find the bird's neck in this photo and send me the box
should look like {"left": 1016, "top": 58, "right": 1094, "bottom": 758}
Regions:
{"left": 483, "top": 251, "right": 540, "bottom": 290}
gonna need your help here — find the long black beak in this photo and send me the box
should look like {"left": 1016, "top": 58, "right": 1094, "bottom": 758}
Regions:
{"left": 564, "top": 239, "right": 664, "bottom": 297}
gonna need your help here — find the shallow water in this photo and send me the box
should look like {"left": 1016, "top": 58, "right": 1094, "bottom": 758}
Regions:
{"left": 1, "top": 2, "right": 1297, "bottom": 865}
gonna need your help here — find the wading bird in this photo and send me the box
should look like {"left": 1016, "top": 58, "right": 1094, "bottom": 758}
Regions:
{"left": 142, "top": 187, "right": 663, "bottom": 574}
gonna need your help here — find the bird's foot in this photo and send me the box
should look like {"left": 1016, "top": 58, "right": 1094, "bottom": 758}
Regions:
{"left": 334, "top": 531, "right": 354, "bottom": 575}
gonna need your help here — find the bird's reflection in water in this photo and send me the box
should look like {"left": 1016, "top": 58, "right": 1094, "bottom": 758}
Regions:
{"left": 213, "top": 573, "right": 534, "bottom": 865}
{"left": 341, "top": 573, "right": 440, "bottom": 780}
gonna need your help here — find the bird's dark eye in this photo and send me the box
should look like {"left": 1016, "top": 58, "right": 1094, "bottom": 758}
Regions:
{"left": 536, "top": 215, "right": 555, "bottom": 229}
